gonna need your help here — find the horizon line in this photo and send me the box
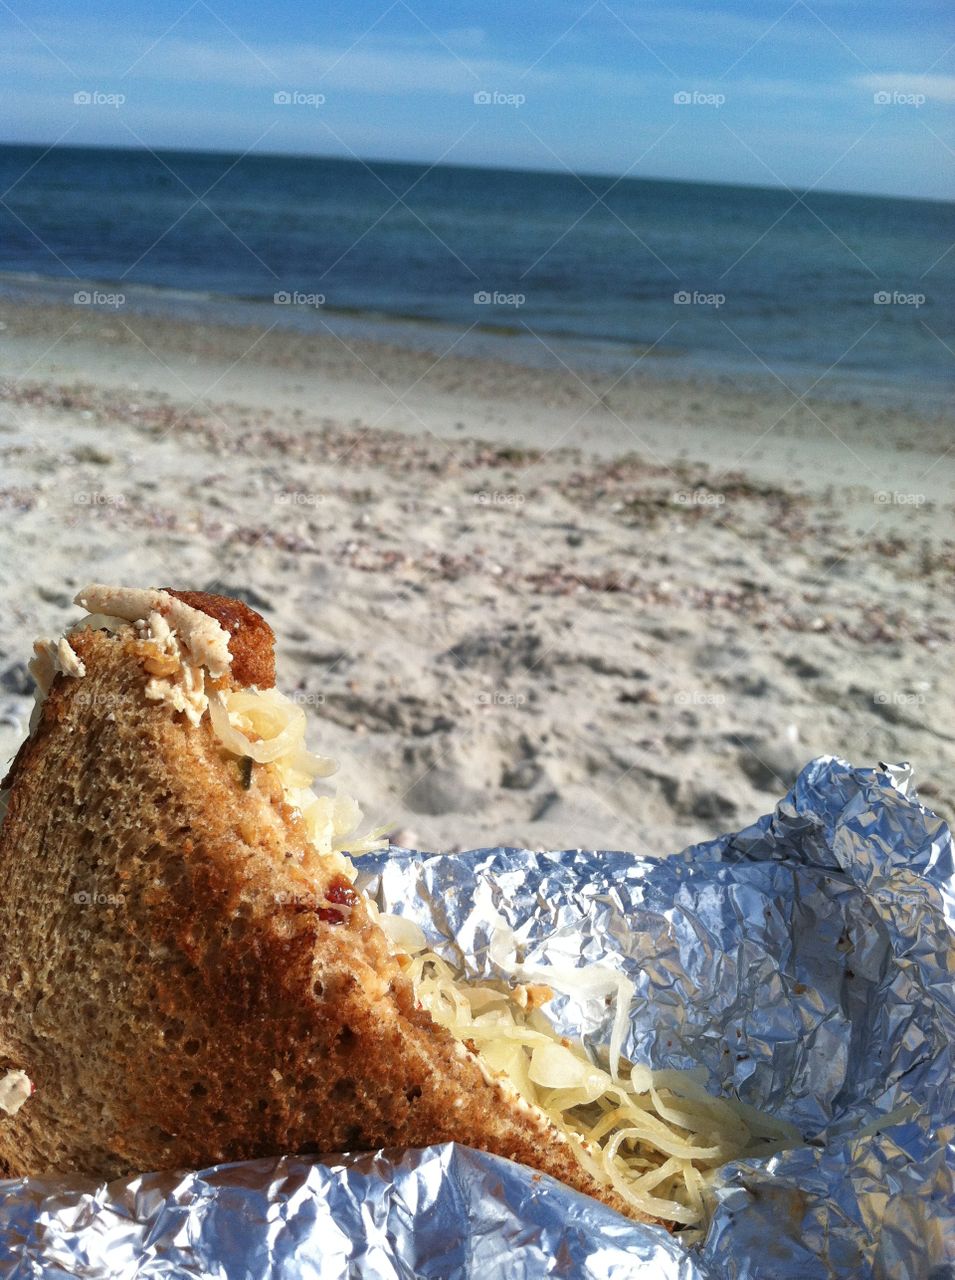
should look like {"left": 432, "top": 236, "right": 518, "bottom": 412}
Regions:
{"left": 1, "top": 137, "right": 949, "bottom": 206}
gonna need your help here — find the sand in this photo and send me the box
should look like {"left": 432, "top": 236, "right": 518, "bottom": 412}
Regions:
{"left": 1, "top": 299, "right": 952, "bottom": 853}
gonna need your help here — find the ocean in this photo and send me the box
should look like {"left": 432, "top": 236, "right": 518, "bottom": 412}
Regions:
{"left": 1, "top": 144, "right": 952, "bottom": 408}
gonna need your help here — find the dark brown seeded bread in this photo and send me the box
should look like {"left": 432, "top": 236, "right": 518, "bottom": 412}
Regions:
{"left": 0, "top": 594, "right": 653, "bottom": 1224}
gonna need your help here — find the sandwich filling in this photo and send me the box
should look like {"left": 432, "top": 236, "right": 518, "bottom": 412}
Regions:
{"left": 379, "top": 916, "right": 799, "bottom": 1229}
{"left": 74, "top": 585, "right": 233, "bottom": 678}
{"left": 0, "top": 1069, "right": 32, "bottom": 1117}
{"left": 29, "top": 636, "right": 86, "bottom": 692}
{"left": 73, "top": 585, "right": 233, "bottom": 726}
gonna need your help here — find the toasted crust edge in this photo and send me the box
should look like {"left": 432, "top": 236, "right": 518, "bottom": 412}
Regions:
{"left": 162, "top": 588, "right": 275, "bottom": 689}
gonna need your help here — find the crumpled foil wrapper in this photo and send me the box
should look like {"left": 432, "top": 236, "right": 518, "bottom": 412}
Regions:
{"left": 1, "top": 757, "right": 952, "bottom": 1279}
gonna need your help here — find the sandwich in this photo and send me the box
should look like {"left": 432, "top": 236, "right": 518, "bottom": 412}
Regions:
{"left": 0, "top": 586, "right": 645, "bottom": 1218}
{"left": 0, "top": 587, "right": 791, "bottom": 1228}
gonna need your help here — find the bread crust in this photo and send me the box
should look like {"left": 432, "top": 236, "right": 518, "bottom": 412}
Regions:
{"left": 0, "top": 608, "right": 651, "bottom": 1224}
{"left": 162, "top": 588, "right": 275, "bottom": 688}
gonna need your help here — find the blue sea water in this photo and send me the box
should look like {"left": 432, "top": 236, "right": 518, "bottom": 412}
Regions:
{"left": 0, "top": 144, "right": 952, "bottom": 408}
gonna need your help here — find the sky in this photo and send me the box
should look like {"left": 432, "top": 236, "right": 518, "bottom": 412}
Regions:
{"left": 1, "top": 0, "right": 953, "bottom": 199}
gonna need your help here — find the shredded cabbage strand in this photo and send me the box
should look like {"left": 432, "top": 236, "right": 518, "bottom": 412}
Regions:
{"left": 210, "top": 687, "right": 387, "bottom": 858}
{"left": 377, "top": 916, "right": 800, "bottom": 1231}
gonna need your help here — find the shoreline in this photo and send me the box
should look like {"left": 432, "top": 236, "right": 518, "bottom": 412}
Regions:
{"left": 1, "top": 296, "right": 952, "bottom": 528}
{"left": 1, "top": 273, "right": 951, "bottom": 418}
{"left": 1, "top": 294, "right": 953, "bottom": 850}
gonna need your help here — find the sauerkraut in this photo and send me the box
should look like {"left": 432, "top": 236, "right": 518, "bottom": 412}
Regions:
{"left": 209, "top": 686, "right": 387, "bottom": 859}
{"left": 378, "top": 913, "right": 800, "bottom": 1231}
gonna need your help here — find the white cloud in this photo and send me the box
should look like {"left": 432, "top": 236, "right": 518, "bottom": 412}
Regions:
{"left": 0, "top": 28, "right": 533, "bottom": 96}
{"left": 0, "top": 30, "right": 843, "bottom": 108}
{"left": 2, "top": 21, "right": 952, "bottom": 199}
{"left": 853, "top": 73, "right": 955, "bottom": 104}
{"left": 609, "top": 4, "right": 950, "bottom": 68}
{"left": 6, "top": 19, "right": 950, "bottom": 115}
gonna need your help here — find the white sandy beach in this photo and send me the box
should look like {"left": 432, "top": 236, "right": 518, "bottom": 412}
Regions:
{"left": 1, "top": 300, "right": 952, "bottom": 853}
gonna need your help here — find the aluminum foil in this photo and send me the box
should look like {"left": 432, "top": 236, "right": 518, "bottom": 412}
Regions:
{"left": 1, "top": 757, "right": 952, "bottom": 1279}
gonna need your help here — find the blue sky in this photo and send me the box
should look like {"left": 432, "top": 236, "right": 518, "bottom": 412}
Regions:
{"left": 2, "top": 0, "right": 953, "bottom": 198}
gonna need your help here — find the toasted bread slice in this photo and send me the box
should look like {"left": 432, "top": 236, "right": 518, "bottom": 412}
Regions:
{"left": 0, "top": 588, "right": 647, "bottom": 1222}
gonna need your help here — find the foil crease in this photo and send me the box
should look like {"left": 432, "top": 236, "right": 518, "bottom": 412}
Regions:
{"left": 1, "top": 757, "right": 952, "bottom": 1278}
